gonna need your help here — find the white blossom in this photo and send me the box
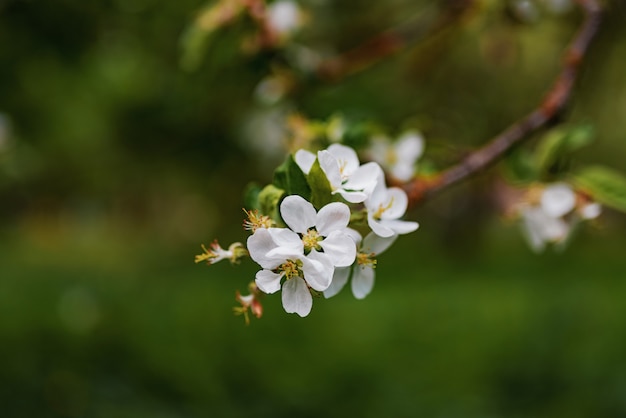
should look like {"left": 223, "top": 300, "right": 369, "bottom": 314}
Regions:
{"left": 324, "top": 232, "right": 397, "bottom": 300}
{"left": 365, "top": 174, "right": 419, "bottom": 238}
{"left": 518, "top": 182, "right": 601, "bottom": 252}
{"left": 247, "top": 195, "right": 357, "bottom": 316}
{"left": 294, "top": 144, "right": 383, "bottom": 203}
{"left": 368, "top": 131, "right": 424, "bottom": 181}
{"left": 267, "top": 0, "right": 304, "bottom": 37}
{"left": 318, "top": 144, "right": 382, "bottom": 203}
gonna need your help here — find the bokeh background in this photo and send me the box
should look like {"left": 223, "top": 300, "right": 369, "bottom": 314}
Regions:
{"left": 2, "top": 0, "right": 626, "bottom": 416}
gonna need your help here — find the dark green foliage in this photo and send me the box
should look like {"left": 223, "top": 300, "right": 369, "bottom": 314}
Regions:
{"left": 572, "top": 166, "right": 626, "bottom": 213}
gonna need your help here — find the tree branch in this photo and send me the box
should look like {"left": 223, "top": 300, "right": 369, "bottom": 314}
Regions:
{"left": 402, "top": 0, "right": 603, "bottom": 206}
{"left": 316, "top": 0, "right": 476, "bottom": 81}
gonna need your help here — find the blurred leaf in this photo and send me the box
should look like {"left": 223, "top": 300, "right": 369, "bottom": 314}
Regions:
{"left": 179, "top": 0, "right": 246, "bottom": 72}
{"left": 571, "top": 166, "right": 626, "bottom": 213}
{"left": 273, "top": 154, "right": 311, "bottom": 199}
{"left": 308, "top": 159, "right": 334, "bottom": 209}
{"left": 180, "top": 25, "right": 214, "bottom": 72}
{"left": 535, "top": 124, "right": 595, "bottom": 174}
{"left": 243, "top": 182, "right": 262, "bottom": 210}
{"left": 503, "top": 149, "right": 539, "bottom": 184}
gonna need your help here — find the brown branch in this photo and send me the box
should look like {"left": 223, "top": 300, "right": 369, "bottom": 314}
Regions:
{"left": 402, "top": 0, "right": 603, "bottom": 206}
{"left": 316, "top": 0, "right": 477, "bottom": 81}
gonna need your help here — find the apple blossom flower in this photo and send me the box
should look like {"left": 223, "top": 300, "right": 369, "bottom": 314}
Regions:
{"left": 518, "top": 182, "right": 601, "bottom": 252}
{"left": 324, "top": 232, "right": 397, "bottom": 300}
{"left": 318, "top": 144, "right": 383, "bottom": 203}
{"left": 365, "top": 175, "right": 419, "bottom": 238}
{"left": 247, "top": 195, "right": 358, "bottom": 316}
{"left": 194, "top": 240, "right": 247, "bottom": 265}
{"left": 234, "top": 284, "right": 263, "bottom": 325}
{"left": 294, "top": 144, "right": 383, "bottom": 203}
{"left": 368, "top": 131, "right": 424, "bottom": 181}
{"left": 267, "top": 0, "right": 305, "bottom": 38}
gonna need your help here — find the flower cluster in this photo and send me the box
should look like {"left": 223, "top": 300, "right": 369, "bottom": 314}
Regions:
{"left": 516, "top": 182, "right": 601, "bottom": 252}
{"left": 196, "top": 142, "right": 419, "bottom": 320}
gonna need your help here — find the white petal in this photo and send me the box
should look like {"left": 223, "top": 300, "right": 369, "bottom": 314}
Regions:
{"left": 294, "top": 149, "right": 316, "bottom": 174}
{"left": 380, "top": 219, "right": 419, "bottom": 235}
{"left": 391, "top": 163, "right": 415, "bottom": 182}
{"left": 301, "top": 250, "right": 334, "bottom": 291}
{"left": 282, "top": 277, "right": 313, "bottom": 317}
{"left": 541, "top": 183, "right": 576, "bottom": 218}
{"left": 266, "top": 245, "right": 303, "bottom": 260}
{"left": 368, "top": 136, "right": 391, "bottom": 166}
{"left": 326, "top": 144, "right": 360, "bottom": 176}
{"left": 316, "top": 202, "right": 351, "bottom": 236}
{"left": 580, "top": 202, "right": 601, "bottom": 220}
{"left": 364, "top": 173, "right": 388, "bottom": 210}
{"left": 362, "top": 232, "right": 398, "bottom": 255}
{"left": 342, "top": 162, "right": 382, "bottom": 195}
{"left": 319, "top": 230, "right": 357, "bottom": 267}
{"left": 280, "top": 195, "right": 317, "bottom": 233}
{"left": 380, "top": 188, "right": 409, "bottom": 219}
{"left": 335, "top": 189, "right": 368, "bottom": 203}
{"left": 367, "top": 214, "right": 396, "bottom": 238}
{"left": 318, "top": 150, "right": 342, "bottom": 189}
{"left": 351, "top": 266, "right": 375, "bottom": 299}
{"left": 255, "top": 270, "right": 283, "bottom": 294}
{"left": 395, "top": 131, "right": 424, "bottom": 163}
{"left": 247, "top": 229, "right": 283, "bottom": 269}
{"left": 323, "top": 266, "right": 351, "bottom": 298}
{"left": 343, "top": 227, "right": 363, "bottom": 245}
{"left": 520, "top": 207, "right": 548, "bottom": 252}
{"left": 267, "top": 228, "right": 303, "bottom": 251}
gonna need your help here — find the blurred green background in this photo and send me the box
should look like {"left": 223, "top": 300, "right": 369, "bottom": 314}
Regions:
{"left": 2, "top": 0, "right": 626, "bottom": 416}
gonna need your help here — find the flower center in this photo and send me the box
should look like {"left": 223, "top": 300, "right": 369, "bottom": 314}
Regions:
{"left": 338, "top": 159, "right": 349, "bottom": 182}
{"left": 373, "top": 197, "right": 394, "bottom": 220}
{"left": 302, "top": 229, "right": 322, "bottom": 252}
{"left": 386, "top": 148, "right": 398, "bottom": 166}
{"left": 356, "top": 252, "right": 377, "bottom": 268}
{"left": 279, "top": 259, "right": 303, "bottom": 280}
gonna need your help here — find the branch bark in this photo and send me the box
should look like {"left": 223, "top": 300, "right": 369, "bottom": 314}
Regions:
{"left": 316, "top": 0, "right": 476, "bottom": 81}
{"left": 402, "top": 0, "right": 603, "bottom": 206}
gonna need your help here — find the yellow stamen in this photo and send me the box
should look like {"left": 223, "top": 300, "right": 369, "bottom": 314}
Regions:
{"left": 356, "top": 252, "right": 377, "bottom": 268}
{"left": 373, "top": 197, "right": 395, "bottom": 220}
{"left": 302, "top": 229, "right": 322, "bottom": 252}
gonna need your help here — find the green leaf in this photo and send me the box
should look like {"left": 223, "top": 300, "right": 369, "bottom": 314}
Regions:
{"left": 535, "top": 124, "right": 595, "bottom": 173}
{"left": 571, "top": 166, "right": 626, "bottom": 213}
{"left": 503, "top": 149, "right": 540, "bottom": 184}
{"left": 243, "top": 182, "right": 262, "bottom": 210}
{"left": 179, "top": 25, "right": 213, "bottom": 72}
{"left": 307, "top": 159, "right": 334, "bottom": 209}
{"left": 273, "top": 154, "right": 311, "bottom": 199}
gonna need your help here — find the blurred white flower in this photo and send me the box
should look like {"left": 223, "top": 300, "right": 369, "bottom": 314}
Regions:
{"left": 368, "top": 131, "right": 424, "bottom": 181}
{"left": 518, "top": 182, "right": 601, "bottom": 252}
{"left": 267, "top": 0, "right": 304, "bottom": 37}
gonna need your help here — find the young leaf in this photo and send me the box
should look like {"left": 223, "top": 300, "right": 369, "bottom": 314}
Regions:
{"left": 307, "top": 159, "right": 334, "bottom": 209}
{"left": 571, "top": 166, "right": 626, "bottom": 213}
{"left": 243, "top": 182, "right": 262, "bottom": 210}
{"left": 273, "top": 154, "right": 311, "bottom": 199}
{"left": 503, "top": 149, "right": 540, "bottom": 184}
{"left": 535, "top": 124, "right": 594, "bottom": 174}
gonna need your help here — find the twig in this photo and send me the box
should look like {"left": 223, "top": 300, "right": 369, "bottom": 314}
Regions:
{"left": 316, "top": 0, "right": 476, "bottom": 81}
{"left": 402, "top": 0, "right": 603, "bottom": 206}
